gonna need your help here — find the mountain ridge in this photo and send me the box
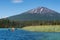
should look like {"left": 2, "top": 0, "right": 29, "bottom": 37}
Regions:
{"left": 26, "top": 7, "right": 59, "bottom": 14}
{"left": 6, "top": 7, "right": 60, "bottom": 21}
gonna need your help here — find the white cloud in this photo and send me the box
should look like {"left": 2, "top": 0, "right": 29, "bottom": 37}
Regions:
{"left": 12, "top": 0, "right": 23, "bottom": 3}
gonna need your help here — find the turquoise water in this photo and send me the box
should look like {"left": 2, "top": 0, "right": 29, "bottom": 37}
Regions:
{"left": 0, "top": 28, "right": 60, "bottom": 40}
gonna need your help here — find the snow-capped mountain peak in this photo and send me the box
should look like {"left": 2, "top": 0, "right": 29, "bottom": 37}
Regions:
{"left": 27, "top": 7, "right": 57, "bottom": 14}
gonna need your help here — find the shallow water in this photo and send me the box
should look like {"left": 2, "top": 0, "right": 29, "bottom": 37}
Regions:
{"left": 0, "top": 28, "right": 60, "bottom": 40}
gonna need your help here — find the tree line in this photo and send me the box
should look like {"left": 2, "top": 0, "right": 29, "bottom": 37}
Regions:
{"left": 0, "top": 19, "right": 60, "bottom": 28}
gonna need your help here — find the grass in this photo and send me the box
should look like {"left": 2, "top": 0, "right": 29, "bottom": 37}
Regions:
{"left": 22, "top": 25, "right": 60, "bottom": 32}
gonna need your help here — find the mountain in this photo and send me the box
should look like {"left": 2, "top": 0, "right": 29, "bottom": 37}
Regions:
{"left": 6, "top": 7, "right": 60, "bottom": 21}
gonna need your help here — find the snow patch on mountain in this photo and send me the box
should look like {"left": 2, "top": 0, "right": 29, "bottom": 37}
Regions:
{"left": 27, "top": 7, "right": 58, "bottom": 14}
{"left": 40, "top": 8, "right": 44, "bottom": 13}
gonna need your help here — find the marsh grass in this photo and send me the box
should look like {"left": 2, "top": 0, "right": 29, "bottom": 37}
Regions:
{"left": 22, "top": 25, "right": 60, "bottom": 32}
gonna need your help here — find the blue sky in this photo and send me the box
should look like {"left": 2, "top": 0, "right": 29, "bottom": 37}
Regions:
{"left": 0, "top": 0, "right": 60, "bottom": 18}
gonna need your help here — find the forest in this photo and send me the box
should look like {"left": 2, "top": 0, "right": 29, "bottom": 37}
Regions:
{"left": 0, "top": 19, "right": 60, "bottom": 28}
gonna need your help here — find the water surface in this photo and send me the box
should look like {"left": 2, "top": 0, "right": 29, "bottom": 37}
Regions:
{"left": 0, "top": 28, "right": 60, "bottom": 40}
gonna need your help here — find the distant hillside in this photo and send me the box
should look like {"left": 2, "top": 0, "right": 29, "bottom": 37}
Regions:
{"left": 7, "top": 7, "right": 60, "bottom": 21}
{"left": 1, "top": 7, "right": 60, "bottom": 28}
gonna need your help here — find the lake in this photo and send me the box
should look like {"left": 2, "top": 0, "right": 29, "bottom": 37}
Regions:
{"left": 0, "top": 28, "right": 60, "bottom": 40}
